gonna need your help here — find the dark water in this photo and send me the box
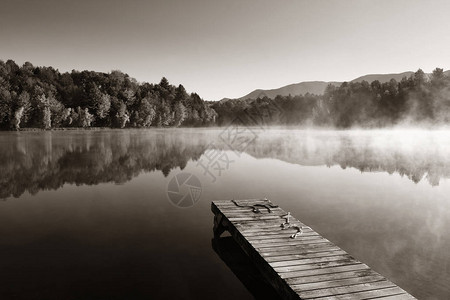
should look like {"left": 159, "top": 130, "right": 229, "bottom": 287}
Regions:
{"left": 1, "top": 128, "right": 450, "bottom": 300}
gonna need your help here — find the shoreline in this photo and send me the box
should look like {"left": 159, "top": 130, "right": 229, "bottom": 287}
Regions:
{"left": 2, "top": 125, "right": 450, "bottom": 132}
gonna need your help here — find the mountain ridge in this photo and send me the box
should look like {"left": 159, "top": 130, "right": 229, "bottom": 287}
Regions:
{"left": 221, "top": 70, "right": 450, "bottom": 102}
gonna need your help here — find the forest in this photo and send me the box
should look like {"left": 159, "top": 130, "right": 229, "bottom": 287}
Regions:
{"left": 212, "top": 68, "right": 450, "bottom": 128}
{"left": 1, "top": 59, "right": 450, "bottom": 129}
{"left": 0, "top": 59, "right": 217, "bottom": 130}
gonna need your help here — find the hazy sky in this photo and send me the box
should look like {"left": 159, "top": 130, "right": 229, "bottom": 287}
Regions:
{"left": 1, "top": 0, "right": 450, "bottom": 100}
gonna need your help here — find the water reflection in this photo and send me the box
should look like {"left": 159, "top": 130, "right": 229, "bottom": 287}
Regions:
{"left": 0, "top": 130, "right": 209, "bottom": 199}
{"left": 1, "top": 129, "right": 450, "bottom": 299}
{"left": 1, "top": 129, "right": 450, "bottom": 199}
{"left": 246, "top": 130, "right": 450, "bottom": 186}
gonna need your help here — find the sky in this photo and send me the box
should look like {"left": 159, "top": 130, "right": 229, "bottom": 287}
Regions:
{"left": 1, "top": 0, "right": 450, "bottom": 100}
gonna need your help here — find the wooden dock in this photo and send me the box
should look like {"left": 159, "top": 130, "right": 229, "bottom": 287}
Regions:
{"left": 212, "top": 199, "right": 416, "bottom": 300}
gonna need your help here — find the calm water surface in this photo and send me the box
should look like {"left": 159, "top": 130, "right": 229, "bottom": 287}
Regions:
{"left": 1, "top": 128, "right": 449, "bottom": 300}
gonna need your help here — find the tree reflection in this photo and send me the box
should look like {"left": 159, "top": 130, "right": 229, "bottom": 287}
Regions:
{"left": 0, "top": 130, "right": 209, "bottom": 199}
{"left": 245, "top": 130, "right": 450, "bottom": 187}
{"left": 1, "top": 129, "right": 449, "bottom": 199}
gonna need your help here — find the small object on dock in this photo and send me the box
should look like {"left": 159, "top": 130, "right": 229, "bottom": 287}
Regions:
{"left": 281, "top": 212, "right": 304, "bottom": 239}
{"left": 282, "top": 212, "right": 292, "bottom": 226}
{"left": 212, "top": 199, "right": 417, "bottom": 300}
{"left": 232, "top": 199, "right": 279, "bottom": 213}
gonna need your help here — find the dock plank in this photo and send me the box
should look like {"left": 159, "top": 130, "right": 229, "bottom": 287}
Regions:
{"left": 269, "top": 254, "right": 353, "bottom": 268}
{"left": 295, "top": 280, "right": 397, "bottom": 299}
{"left": 309, "top": 287, "right": 409, "bottom": 300}
{"left": 290, "top": 274, "right": 386, "bottom": 291}
{"left": 211, "top": 199, "right": 416, "bottom": 300}
{"left": 286, "top": 269, "right": 380, "bottom": 285}
{"left": 265, "top": 250, "right": 349, "bottom": 263}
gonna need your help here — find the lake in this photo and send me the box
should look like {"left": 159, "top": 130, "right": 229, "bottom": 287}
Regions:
{"left": 1, "top": 128, "right": 449, "bottom": 300}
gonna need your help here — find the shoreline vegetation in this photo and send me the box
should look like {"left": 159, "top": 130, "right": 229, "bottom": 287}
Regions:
{"left": 1, "top": 59, "right": 450, "bottom": 131}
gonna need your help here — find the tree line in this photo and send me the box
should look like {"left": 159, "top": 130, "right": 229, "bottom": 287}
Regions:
{"left": 212, "top": 68, "right": 450, "bottom": 128}
{"left": 1, "top": 59, "right": 449, "bottom": 130}
{"left": 0, "top": 59, "right": 217, "bottom": 130}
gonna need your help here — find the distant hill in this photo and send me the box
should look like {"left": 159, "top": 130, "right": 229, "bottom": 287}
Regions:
{"left": 238, "top": 81, "right": 341, "bottom": 100}
{"left": 224, "top": 70, "right": 449, "bottom": 101}
{"left": 350, "top": 72, "right": 414, "bottom": 83}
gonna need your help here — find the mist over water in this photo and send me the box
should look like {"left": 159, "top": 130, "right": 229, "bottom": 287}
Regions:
{"left": 250, "top": 128, "right": 450, "bottom": 186}
{"left": 2, "top": 128, "right": 448, "bottom": 199}
{"left": 0, "top": 128, "right": 449, "bottom": 299}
